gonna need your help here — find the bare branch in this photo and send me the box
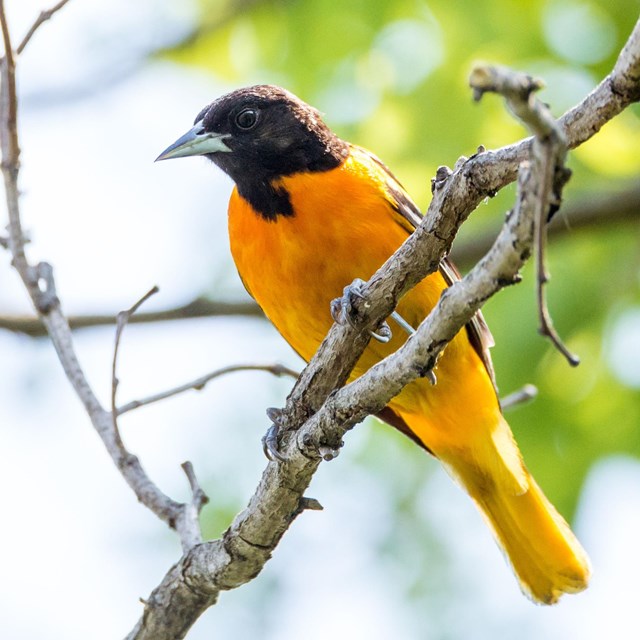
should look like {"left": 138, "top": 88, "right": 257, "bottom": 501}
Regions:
{"left": 0, "top": 298, "right": 263, "bottom": 337}
{"left": 181, "top": 461, "right": 209, "bottom": 512}
{"left": 117, "top": 363, "right": 299, "bottom": 416}
{"left": 1, "top": 5, "right": 203, "bottom": 556}
{"left": 451, "top": 182, "right": 640, "bottom": 266}
{"left": 16, "top": 0, "right": 72, "bottom": 55}
{"left": 110, "top": 286, "right": 211, "bottom": 552}
{"left": 179, "top": 461, "right": 209, "bottom": 551}
{"left": 277, "top": 17, "right": 640, "bottom": 434}
{"left": 128, "top": 152, "right": 544, "bottom": 640}
{"left": 500, "top": 384, "right": 538, "bottom": 411}
{"left": 470, "top": 64, "right": 579, "bottom": 365}
{"left": 111, "top": 286, "right": 160, "bottom": 415}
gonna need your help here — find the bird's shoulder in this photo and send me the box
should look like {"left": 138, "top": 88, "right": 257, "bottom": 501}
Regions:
{"left": 345, "top": 144, "right": 423, "bottom": 233}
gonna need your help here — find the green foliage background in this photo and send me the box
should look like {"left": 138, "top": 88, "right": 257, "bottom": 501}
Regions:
{"left": 158, "top": 0, "right": 639, "bottom": 629}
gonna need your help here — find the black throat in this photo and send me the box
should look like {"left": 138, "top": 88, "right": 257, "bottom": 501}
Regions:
{"left": 221, "top": 139, "right": 349, "bottom": 221}
{"left": 236, "top": 178, "right": 295, "bottom": 221}
{"left": 210, "top": 108, "right": 350, "bottom": 221}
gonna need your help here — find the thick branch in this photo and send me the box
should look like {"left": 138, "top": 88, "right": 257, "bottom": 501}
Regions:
{"left": 129, "top": 162, "right": 542, "bottom": 640}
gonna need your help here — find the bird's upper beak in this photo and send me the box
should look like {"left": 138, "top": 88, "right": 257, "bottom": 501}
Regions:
{"left": 155, "top": 122, "right": 232, "bottom": 161}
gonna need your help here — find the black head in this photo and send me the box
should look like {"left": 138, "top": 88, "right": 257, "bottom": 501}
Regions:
{"left": 157, "top": 85, "right": 349, "bottom": 218}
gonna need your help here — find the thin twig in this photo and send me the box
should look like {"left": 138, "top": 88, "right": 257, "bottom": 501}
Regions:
{"left": 1, "top": 1, "right": 200, "bottom": 551}
{"left": 178, "top": 461, "right": 209, "bottom": 550}
{"left": 117, "top": 363, "right": 299, "bottom": 416}
{"left": 111, "top": 286, "right": 210, "bottom": 552}
{"left": 533, "top": 145, "right": 580, "bottom": 366}
{"left": 470, "top": 64, "right": 580, "bottom": 366}
{"left": 181, "top": 461, "right": 209, "bottom": 511}
{"left": 111, "top": 286, "right": 160, "bottom": 421}
{"left": 0, "top": 298, "right": 263, "bottom": 337}
{"left": 500, "top": 384, "right": 538, "bottom": 411}
{"left": 16, "top": 0, "right": 72, "bottom": 55}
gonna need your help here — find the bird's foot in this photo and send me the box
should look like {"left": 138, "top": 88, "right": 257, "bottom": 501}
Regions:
{"left": 330, "top": 278, "right": 393, "bottom": 343}
{"left": 330, "top": 277, "right": 367, "bottom": 327}
{"left": 262, "top": 407, "right": 287, "bottom": 462}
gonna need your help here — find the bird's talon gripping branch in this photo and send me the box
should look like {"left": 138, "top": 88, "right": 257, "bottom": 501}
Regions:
{"left": 330, "top": 277, "right": 367, "bottom": 327}
{"left": 263, "top": 406, "right": 287, "bottom": 462}
{"left": 331, "top": 277, "right": 396, "bottom": 343}
{"left": 262, "top": 423, "right": 287, "bottom": 462}
{"left": 369, "top": 321, "right": 392, "bottom": 343}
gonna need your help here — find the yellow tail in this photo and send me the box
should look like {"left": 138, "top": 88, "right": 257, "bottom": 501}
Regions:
{"left": 409, "top": 412, "right": 591, "bottom": 604}
{"left": 468, "top": 466, "right": 591, "bottom": 604}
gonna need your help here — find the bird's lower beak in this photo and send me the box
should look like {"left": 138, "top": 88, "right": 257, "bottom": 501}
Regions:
{"left": 155, "top": 123, "right": 231, "bottom": 161}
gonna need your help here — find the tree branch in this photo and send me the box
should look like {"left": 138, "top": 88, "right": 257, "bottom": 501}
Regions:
{"left": 16, "top": 0, "right": 72, "bottom": 55}
{"left": 470, "top": 64, "right": 579, "bottom": 365}
{"left": 276, "top": 17, "right": 640, "bottom": 436}
{"left": 127, "top": 123, "right": 545, "bottom": 640}
{"left": 117, "top": 362, "right": 299, "bottom": 416}
{"left": 0, "top": 297, "right": 263, "bottom": 337}
{"left": 1, "top": 0, "right": 207, "bottom": 556}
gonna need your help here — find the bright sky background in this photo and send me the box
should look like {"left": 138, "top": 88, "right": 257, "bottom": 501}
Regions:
{"left": 1, "top": 2, "right": 639, "bottom": 639}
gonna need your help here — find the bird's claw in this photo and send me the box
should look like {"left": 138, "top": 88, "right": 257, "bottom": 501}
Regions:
{"left": 331, "top": 278, "right": 396, "bottom": 343}
{"left": 262, "top": 409, "right": 287, "bottom": 462}
{"left": 369, "top": 321, "right": 392, "bottom": 343}
{"left": 330, "top": 278, "right": 368, "bottom": 328}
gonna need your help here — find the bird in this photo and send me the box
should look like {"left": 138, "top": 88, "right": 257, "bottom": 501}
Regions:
{"left": 157, "top": 84, "right": 590, "bottom": 604}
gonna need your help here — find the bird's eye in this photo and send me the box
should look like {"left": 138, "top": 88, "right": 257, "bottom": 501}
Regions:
{"left": 235, "top": 108, "right": 259, "bottom": 130}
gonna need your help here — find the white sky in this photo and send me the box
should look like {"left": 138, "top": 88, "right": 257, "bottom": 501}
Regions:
{"left": 1, "top": 2, "right": 639, "bottom": 639}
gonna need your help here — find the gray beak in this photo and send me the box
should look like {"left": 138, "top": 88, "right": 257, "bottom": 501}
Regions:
{"left": 155, "top": 122, "right": 232, "bottom": 161}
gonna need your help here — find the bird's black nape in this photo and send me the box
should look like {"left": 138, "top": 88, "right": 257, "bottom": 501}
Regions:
{"left": 194, "top": 85, "right": 350, "bottom": 221}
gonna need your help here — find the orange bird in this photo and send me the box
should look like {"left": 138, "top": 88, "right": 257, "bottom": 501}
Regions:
{"left": 158, "top": 85, "right": 590, "bottom": 603}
